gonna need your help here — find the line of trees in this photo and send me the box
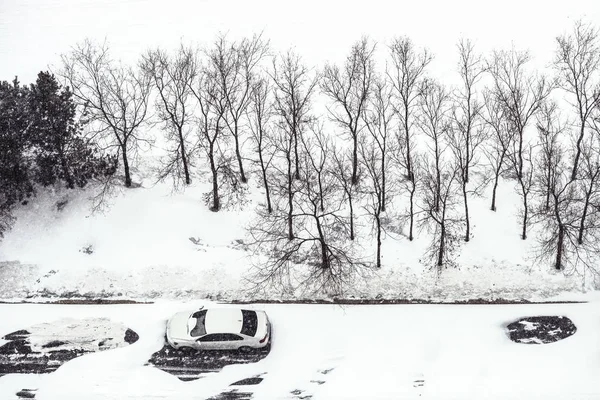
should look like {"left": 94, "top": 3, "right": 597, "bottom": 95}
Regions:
{"left": 2, "top": 21, "right": 600, "bottom": 293}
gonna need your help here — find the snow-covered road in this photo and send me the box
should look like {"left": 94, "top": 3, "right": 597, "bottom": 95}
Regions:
{"left": 0, "top": 300, "right": 599, "bottom": 400}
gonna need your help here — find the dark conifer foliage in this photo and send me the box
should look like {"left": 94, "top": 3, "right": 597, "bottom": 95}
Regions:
{"left": 28, "top": 72, "right": 115, "bottom": 189}
{"left": 0, "top": 72, "right": 115, "bottom": 236}
{"left": 0, "top": 78, "right": 34, "bottom": 214}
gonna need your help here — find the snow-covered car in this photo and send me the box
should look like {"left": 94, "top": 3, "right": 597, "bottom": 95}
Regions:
{"left": 166, "top": 307, "right": 271, "bottom": 352}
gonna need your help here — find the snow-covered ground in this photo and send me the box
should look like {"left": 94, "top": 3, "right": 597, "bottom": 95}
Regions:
{"left": 0, "top": 178, "right": 595, "bottom": 302}
{"left": 0, "top": 301, "right": 599, "bottom": 399}
{"left": 2, "top": 1, "right": 600, "bottom": 301}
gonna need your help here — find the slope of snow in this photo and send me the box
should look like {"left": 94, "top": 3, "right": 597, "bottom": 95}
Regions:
{"left": 0, "top": 176, "right": 596, "bottom": 302}
{"left": 0, "top": 161, "right": 597, "bottom": 301}
{"left": 0, "top": 301, "right": 599, "bottom": 399}
{"left": 2, "top": 0, "right": 600, "bottom": 301}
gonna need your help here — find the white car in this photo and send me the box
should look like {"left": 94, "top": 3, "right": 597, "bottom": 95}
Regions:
{"left": 165, "top": 307, "right": 271, "bottom": 352}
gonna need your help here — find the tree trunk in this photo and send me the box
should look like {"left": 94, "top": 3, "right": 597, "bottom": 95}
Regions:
{"left": 437, "top": 223, "right": 445, "bottom": 267}
{"left": 287, "top": 152, "right": 294, "bottom": 240}
{"left": 178, "top": 127, "right": 191, "bottom": 185}
{"left": 376, "top": 211, "right": 382, "bottom": 268}
{"left": 578, "top": 189, "right": 592, "bottom": 245}
{"left": 259, "top": 151, "right": 272, "bottom": 213}
{"left": 349, "top": 193, "right": 355, "bottom": 241}
{"left": 381, "top": 153, "right": 386, "bottom": 212}
{"left": 491, "top": 173, "right": 499, "bottom": 212}
{"left": 121, "top": 144, "right": 132, "bottom": 188}
{"left": 518, "top": 131, "right": 524, "bottom": 180}
{"left": 571, "top": 124, "right": 585, "bottom": 181}
{"left": 521, "top": 188, "right": 528, "bottom": 240}
{"left": 435, "top": 150, "right": 441, "bottom": 213}
{"left": 463, "top": 179, "right": 470, "bottom": 242}
{"left": 233, "top": 121, "right": 247, "bottom": 183}
{"left": 555, "top": 225, "right": 565, "bottom": 270}
{"left": 352, "top": 134, "right": 358, "bottom": 185}
{"left": 409, "top": 179, "right": 415, "bottom": 241}
{"left": 293, "top": 131, "right": 300, "bottom": 180}
{"left": 404, "top": 106, "right": 413, "bottom": 181}
{"left": 208, "top": 145, "right": 220, "bottom": 212}
{"left": 320, "top": 239, "right": 330, "bottom": 270}
{"left": 544, "top": 172, "right": 551, "bottom": 212}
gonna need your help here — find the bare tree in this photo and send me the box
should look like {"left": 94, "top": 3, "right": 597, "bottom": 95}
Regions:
{"left": 247, "top": 125, "right": 367, "bottom": 295}
{"left": 534, "top": 111, "right": 580, "bottom": 270}
{"left": 188, "top": 43, "right": 231, "bottom": 211}
{"left": 321, "top": 37, "right": 376, "bottom": 185}
{"left": 219, "top": 33, "right": 270, "bottom": 184}
{"left": 141, "top": 45, "right": 196, "bottom": 188}
{"left": 488, "top": 46, "right": 552, "bottom": 180}
{"left": 535, "top": 101, "right": 566, "bottom": 213}
{"left": 554, "top": 21, "right": 600, "bottom": 181}
{"left": 576, "top": 131, "right": 600, "bottom": 245}
{"left": 417, "top": 78, "right": 451, "bottom": 213}
{"left": 363, "top": 76, "right": 394, "bottom": 212}
{"left": 392, "top": 133, "right": 418, "bottom": 241}
{"left": 450, "top": 39, "right": 486, "bottom": 242}
{"left": 508, "top": 140, "right": 536, "bottom": 240}
{"left": 387, "top": 36, "right": 432, "bottom": 182}
{"left": 418, "top": 162, "right": 462, "bottom": 269}
{"left": 330, "top": 148, "right": 357, "bottom": 240}
{"left": 482, "top": 90, "right": 514, "bottom": 211}
{"left": 360, "top": 134, "right": 386, "bottom": 268}
{"left": 61, "top": 39, "right": 151, "bottom": 188}
{"left": 270, "top": 50, "right": 318, "bottom": 181}
{"left": 248, "top": 76, "right": 275, "bottom": 213}
{"left": 535, "top": 108, "right": 600, "bottom": 278}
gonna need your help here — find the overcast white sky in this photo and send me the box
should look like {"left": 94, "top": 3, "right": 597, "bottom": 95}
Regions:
{"left": 1, "top": 0, "right": 600, "bottom": 83}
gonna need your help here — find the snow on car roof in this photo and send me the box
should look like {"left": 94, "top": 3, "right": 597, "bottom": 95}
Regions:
{"left": 204, "top": 308, "right": 244, "bottom": 334}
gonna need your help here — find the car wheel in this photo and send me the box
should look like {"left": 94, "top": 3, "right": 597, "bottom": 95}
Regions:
{"left": 179, "top": 346, "right": 195, "bottom": 354}
{"left": 238, "top": 346, "right": 253, "bottom": 353}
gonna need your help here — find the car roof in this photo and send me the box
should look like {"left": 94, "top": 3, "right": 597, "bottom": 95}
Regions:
{"left": 204, "top": 308, "right": 244, "bottom": 335}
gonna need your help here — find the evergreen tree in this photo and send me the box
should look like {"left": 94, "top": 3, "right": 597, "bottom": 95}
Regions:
{"left": 29, "top": 72, "right": 115, "bottom": 189}
{"left": 0, "top": 78, "right": 34, "bottom": 210}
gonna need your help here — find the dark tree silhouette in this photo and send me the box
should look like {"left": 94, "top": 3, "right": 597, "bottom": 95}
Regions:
{"left": 61, "top": 39, "right": 151, "bottom": 188}
{"left": 488, "top": 46, "right": 552, "bottom": 180}
{"left": 554, "top": 20, "right": 600, "bottom": 181}
{"left": 417, "top": 78, "right": 451, "bottom": 213}
{"left": 141, "top": 45, "right": 197, "bottom": 188}
{"left": 248, "top": 76, "right": 275, "bottom": 213}
{"left": 321, "top": 36, "right": 376, "bottom": 185}
{"left": 387, "top": 36, "right": 432, "bottom": 182}
{"left": 271, "top": 50, "right": 318, "bottom": 181}
{"left": 221, "top": 33, "right": 270, "bottom": 184}
{"left": 482, "top": 90, "right": 514, "bottom": 212}
{"left": 450, "top": 39, "right": 486, "bottom": 242}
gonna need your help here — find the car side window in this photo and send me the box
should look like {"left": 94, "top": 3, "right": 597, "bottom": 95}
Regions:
{"left": 198, "top": 334, "right": 221, "bottom": 342}
{"left": 198, "top": 333, "right": 244, "bottom": 342}
{"left": 221, "top": 334, "right": 244, "bottom": 341}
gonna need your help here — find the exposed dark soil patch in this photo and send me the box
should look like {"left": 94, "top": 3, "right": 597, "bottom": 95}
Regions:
{"left": 124, "top": 328, "right": 139, "bottom": 344}
{"left": 16, "top": 389, "right": 37, "bottom": 399}
{"left": 208, "top": 391, "right": 253, "bottom": 400}
{"left": 506, "top": 315, "right": 577, "bottom": 344}
{"left": 231, "top": 376, "right": 264, "bottom": 386}
{"left": 0, "top": 319, "right": 139, "bottom": 376}
{"left": 147, "top": 343, "right": 270, "bottom": 381}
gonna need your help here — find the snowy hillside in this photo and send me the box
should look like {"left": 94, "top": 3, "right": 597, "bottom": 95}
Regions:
{"left": 2, "top": 0, "right": 600, "bottom": 302}
{"left": 0, "top": 176, "right": 593, "bottom": 302}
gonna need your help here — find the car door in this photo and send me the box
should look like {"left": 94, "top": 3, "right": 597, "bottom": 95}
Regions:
{"left": 196, "top": 333, "right": 223, "bottom": 350}
{"left": 197, "top": 333, "right": 244, "bottom": 350}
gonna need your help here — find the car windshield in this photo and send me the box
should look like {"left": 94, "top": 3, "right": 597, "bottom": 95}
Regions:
{"left": 189, "top": 310, "right": 207, "bottom": 337}
{"left": 240, "top": 310, "right": 258, "bottom": 336}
